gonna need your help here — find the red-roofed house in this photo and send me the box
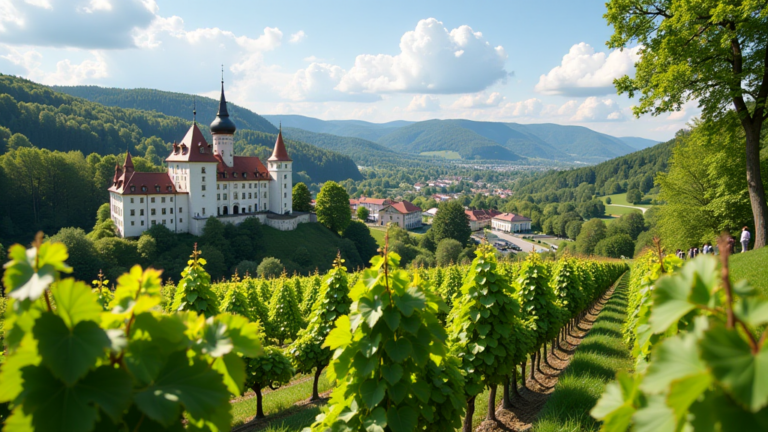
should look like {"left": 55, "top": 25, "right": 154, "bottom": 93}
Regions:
{"left": 378, "top": 200, "right": 422, "bottom": 229}
{"left": 358, "top": 196, "right": 393, "bottom": 220}
{"left": 491, "top": 213, "right": 532, "bottom": 233}
{"left": 108, "top": 78, "right": 309, "bottom": 237}
{"left": 465, "top": 209, "right": 502, "bottom": 231}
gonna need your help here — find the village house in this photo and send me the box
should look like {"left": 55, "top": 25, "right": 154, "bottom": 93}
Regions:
{"left": 491, "top": 213, "right": 533, "bottom": 233}
{"left": 378, "top": 201, "right": 423, "bottom": 229}
{"left": 465, "top": 209, "right": 502, "bottom": 231}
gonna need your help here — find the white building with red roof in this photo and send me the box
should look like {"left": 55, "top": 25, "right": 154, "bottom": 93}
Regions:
{"left": 465, "top": 209, "right": 502, "bottom": 231}
{"left": 491, "top": 213, "right": 532, "bottom": 233}
{"left": 108, "top": 79, "right": 307, "bottom": 237}
{"left": 378, "top": 200, "right": 423, "bottom": 229}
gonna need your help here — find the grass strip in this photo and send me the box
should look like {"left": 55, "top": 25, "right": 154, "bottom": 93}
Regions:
{"left": 531, "top": 272, "right": 632, "bottom": 432}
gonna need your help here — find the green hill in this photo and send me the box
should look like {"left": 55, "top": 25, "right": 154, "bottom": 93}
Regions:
{"left": 618, "top": 136, "right": 659, "bottom": 150}
{"left": 514, "top": 138, "right": 676, "bottom": 202}
{"left": 263, "top": 114, "right": 411, "bottom": 142}
{"left": 506, "top": 122, "right": 637, "bottom": 161}
{"left": 53, "top": 85, "right": 277, "bottom": 134}
{"left": 376, "top": 120, "right": 524, "bottom": 161}
{"left": 0, "top": 75, "right": 361, "bottom": 183}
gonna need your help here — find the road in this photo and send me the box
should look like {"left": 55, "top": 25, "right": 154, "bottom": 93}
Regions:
{"left": 489, "top": 230, "right": 551, "bottom": 253}
{"left": 608, "top": 204, "right": 648, "bottom": 214}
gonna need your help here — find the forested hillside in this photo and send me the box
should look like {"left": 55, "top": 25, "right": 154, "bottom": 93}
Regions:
{"left": 377, "top": 119, "right": 524, "bottom": 161}
{"left": 513, "top": 138, "right": 675, "bottom": 202}
{"left": 54, "top": 84, "right": 278, "bottom": 134}
{"left": 263, "top": 114, "right": 412, "bottom": 142}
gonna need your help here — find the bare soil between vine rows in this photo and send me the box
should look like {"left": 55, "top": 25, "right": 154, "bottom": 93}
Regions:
{"left": 475, "top": 278, "right": 621, "bottom": 432}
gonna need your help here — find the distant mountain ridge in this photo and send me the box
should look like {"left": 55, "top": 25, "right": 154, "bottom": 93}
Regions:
{"left": 53, "top": 85, "right": 278, "bottom": 134}
{"left": 263, "top": 115, "right": 655, "bottom": 164}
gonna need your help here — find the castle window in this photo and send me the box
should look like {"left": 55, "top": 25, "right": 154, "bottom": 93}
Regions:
{"left": 242, "top": 183, "right": 245, "bottom": 189}
{"left": 202, "top": 177, "right": 205, "bottom": 183}
{"left": 151, "top": 220, "right": 156, "bottom": 226}
{"left": 217, "top": 194, "right": 220, "bottom": 201}
{"left": 234, "top": 192, "right": 238, "bottom": 199}
{"left": 284, "top": 184, "right": 286, "bottom": 189}
{"left": 263, "top": 192, "right": 267, "bottom": 198}
{"left": 141, "top": 220, "right": 144, "bottom": 226}
{"left": 180, "top": 218, "right": 183, "bottom": 223}
{"left": 130, "top": 198, "right": 134, "bottom": 203}
{"left": 170, "top": 208, "right": 173, "bottom": 214}
{"left": 284, "top": 192, "right": 287, "bottom": 198}
{"left": 130, "top": 210, "right": 135, "bottom": 216}
{"left": 162, "top": 220, "right": 166, "bottom": 225}
{"left": 140, "top": 209, "right": 144, "bottom": 216}
{"left": 202, "top": 167, "right": 206, "bottom": 174}
{"left": 140, "top": 198, "right": 144, "bottom": 203}
{"left": 151, "top": 197, "right": 155, "bottom": 203}
{"left": 202, "top": 185, "right": 206, "bottom": 191}
{"left": 170, "top": 197, "right": 173, "bottom": 202}
{"left": 217, "top": 184, "right": 220, "bottom": 190}
{"left": 179, "top": 207, "right": 183, "bottom": 213}
{"left": 161, "top": 197, "right": 166, "bottom": 203}
{"left": 223, "top": 194, "right": 228, "bottom": 200}
{"left": 151, "top": 209, "right": 156, "bottom": 216}
{"left": 131, "top": 221, "right": 134, "bottom": 226}
{"left": 224, "top": 185, "right": 227, "bottom": 190}
{"left": 248, "top": 193, "right": 252, "bottom": 199}
{"left": 162, "top": 208, "right": 166, "bottom": 215}
{"left": 202, "top": 208, "right": 206, "bottom": 215}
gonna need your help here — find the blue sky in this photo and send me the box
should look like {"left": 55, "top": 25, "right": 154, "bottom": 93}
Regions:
{"left": 0, "top": 0, "right": 697, "bottom": 140}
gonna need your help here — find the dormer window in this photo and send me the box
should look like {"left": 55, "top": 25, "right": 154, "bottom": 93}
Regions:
{"left": 243, "top": 173, "right": 247, "bottom": 178}
{"left": 167, "top": 186, "right": 172, "bottom": 192}
{"left": 155, "top": 185, "right": 160, "bottom": 192}
{"left": 141, "top": 186, "right": 147, "bottom": 192}
{"left": 233, "top": 172, "right": 238, "bottom": 178}
{"left": 200, "top": 146, "right": 205, "bottom": 154}
{"left": 130, "top": 185, "right": 135, "bottom": 192}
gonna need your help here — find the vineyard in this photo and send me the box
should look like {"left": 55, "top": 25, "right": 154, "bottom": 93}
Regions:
{"left": 0, "top": 231, "right": 631, "bottom": 431}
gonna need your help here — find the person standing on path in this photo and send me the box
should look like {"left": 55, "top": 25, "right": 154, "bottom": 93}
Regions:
{"left": 741, "top": 227, "right": 751, "bottom": 253}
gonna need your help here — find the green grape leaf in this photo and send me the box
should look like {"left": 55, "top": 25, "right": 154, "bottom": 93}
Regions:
{"left": 214, "top": 314, "right": 262, "bottom": 357}
{"left": 0, "top": 336, "right": 41, "bottom": 403}
{"left": 197, "top": 320, "right": 234, "bottom": 358}
{"left": 385, "top": 338, "right": 413, "bottom": 363}
{"left": 382, "top": 363, "right": 404, "bottom": 385}
{"left": 650, "top": 276, "right": 695, "bottom": 334}
{"left": 591, "top": 371, "right": 639, "bottom": 430}
{"left": 34, "top": 313, "right": 110, "bottom": 386}
{"left": 359, "top": 296, "right": 384, "bottom": 328}
{"left": 641, "top": 334, "right": 707, "bottom": 394}
{"left": 212, "top": 352, "right": 246, "bottom": 396}
{"left": 363, "top": 406, "right": 387, "bottom": 432}
{"left": 50, "top": 279, "right": 103, "bottom": 329}
{"left": 734, "top": 297, "right": 768, "bottom": 329}
{"left": 74, "top": 366, "right": 133, "bottom": 422}
{"left": 633, "top": 393, "right": 676, "bottom": 432}
{"left": 360, "top": 379, "right": 386, "bottom": 408}
{"left": 393, "top": 287, "right": 425, "bottom": 317}
{"left": 19, "top": 365, "right": 130, "bottom": 432}
{"left": 134, "top": 351, "right": 230, "bottom": 426}
{"left": 323, "top": 315, "right": 352, "bottom": 350}
{"left": 699, "top": 325, "right": 768, "bottom": 412}
{"left": 666, "top": 372, "right": 712, "bottom": 421}
{"left": 386, "top": 405, "right": 418, "bottom": 432}
{"left": 381, "top": 308, "right": 400, "bottom": 331}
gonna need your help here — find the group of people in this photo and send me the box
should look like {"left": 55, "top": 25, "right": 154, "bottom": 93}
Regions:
{"left": 675, "top": 227, "right": 752, "bottom": 259}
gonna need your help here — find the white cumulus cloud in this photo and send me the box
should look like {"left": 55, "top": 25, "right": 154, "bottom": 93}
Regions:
{"left": 283, "top": 62, "right": 379, "bottom": 102}
{"left": 535, "top": 43, "right": 641, "bottom": 96}
{"left": 407, "top": 95, "right": 441, "bottom": 112}
{"left": 0, "top": 0, "right": 155, "bottom": 48}
{"left": 289, "top": 30, "right": 306, "bottom": 44}
{"left": 451, "top": 91, "right": 504, "bottom": 109}
{"left": 499, "top": 98, "right": 544, "bottom": 117}
{"left": 570, "top": 97, "right": 625, "bottom": 122}
{"left": 1, "top": 45, "right": 107, "bottom": 85}
{"left": 336, "top": 18, "right": 508, "bottom": 95}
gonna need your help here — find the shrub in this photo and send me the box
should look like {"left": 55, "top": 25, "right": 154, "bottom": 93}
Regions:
{"left": 257, "top": 257, "right": 283, "bottom": 279}
{"left": 436, "top": 238, "right": 463, "bottom": 266}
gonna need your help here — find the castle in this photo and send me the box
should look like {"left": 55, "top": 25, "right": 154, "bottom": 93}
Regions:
{"left": 108, "top": 79, "right": 310, "bottom": 238}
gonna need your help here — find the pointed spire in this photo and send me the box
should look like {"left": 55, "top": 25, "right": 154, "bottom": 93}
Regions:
{"left": 123, "top": 151, "right": 135, "bottom": 174}
{"left": 210, "top": 68, "right": 237, "bottom": 134}
{"left": 193, "top": 95, "right": 197, "bottom": 124}
{"left": 268, "top": 126, "right": 292, "bottom": 162}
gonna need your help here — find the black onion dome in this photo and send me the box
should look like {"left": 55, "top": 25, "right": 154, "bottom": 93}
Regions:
{"left": 210, "top": 81, "right": 237, "bottom": 134}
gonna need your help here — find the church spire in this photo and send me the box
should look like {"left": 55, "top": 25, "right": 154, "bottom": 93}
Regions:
{"left": 210, "top": 68, "right": 237, "bottom": 134}
{"left": 268, "top": 125, "right": 292, "bottom": 162}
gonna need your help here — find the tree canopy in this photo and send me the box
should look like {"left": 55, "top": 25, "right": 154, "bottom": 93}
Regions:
{"left": 315, "top": 181, "right": 351, "bottom": 233}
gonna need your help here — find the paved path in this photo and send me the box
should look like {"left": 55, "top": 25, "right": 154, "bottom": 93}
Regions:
{"left": 490, "top": 230, "right": 551, "bottom": 253}
{"left": 608, "top": 204, "right": 648, "bottom": 214}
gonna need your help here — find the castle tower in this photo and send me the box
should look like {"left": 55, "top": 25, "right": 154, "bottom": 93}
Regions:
{"left": 210, "top": 77, "right": 236, "bottom": 167}
{"left": 268, "top": 126, "right": 292, "bottom": 214}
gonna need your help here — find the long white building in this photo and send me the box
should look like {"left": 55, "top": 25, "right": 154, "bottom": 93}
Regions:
{"left": 108, "top": 80, "right": 308, "bottom": 237}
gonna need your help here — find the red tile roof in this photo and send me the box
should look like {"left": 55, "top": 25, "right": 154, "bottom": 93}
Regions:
{"left": 268, "top": 129, "right": 292, "bottom": 162}
{"left": 109, "top": 171, "right": 184, "bottom": 195}
{"left": 165, "top": 123, "right": 219, "bottom": 163}
{"left": 465, "top": 209, "right": 501, "bottom": 221}
{"left": 383, "top": 200, "right": 421, "bottom": 214}
{"left": 359, "top": 197, "right": 392, "bottom": 206}
{"left": 216, "top": 155, "right": 270, "bottom": 181}
{"left": 349, "top": 199, "right": 360, "bottom": 205}
{"left": 493, "top": 213, "right": 532, "bottom": 222}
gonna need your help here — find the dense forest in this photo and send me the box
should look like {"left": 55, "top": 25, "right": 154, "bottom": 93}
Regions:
{"left": 53, "top": 84, "right": 278, "bottom": 134}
